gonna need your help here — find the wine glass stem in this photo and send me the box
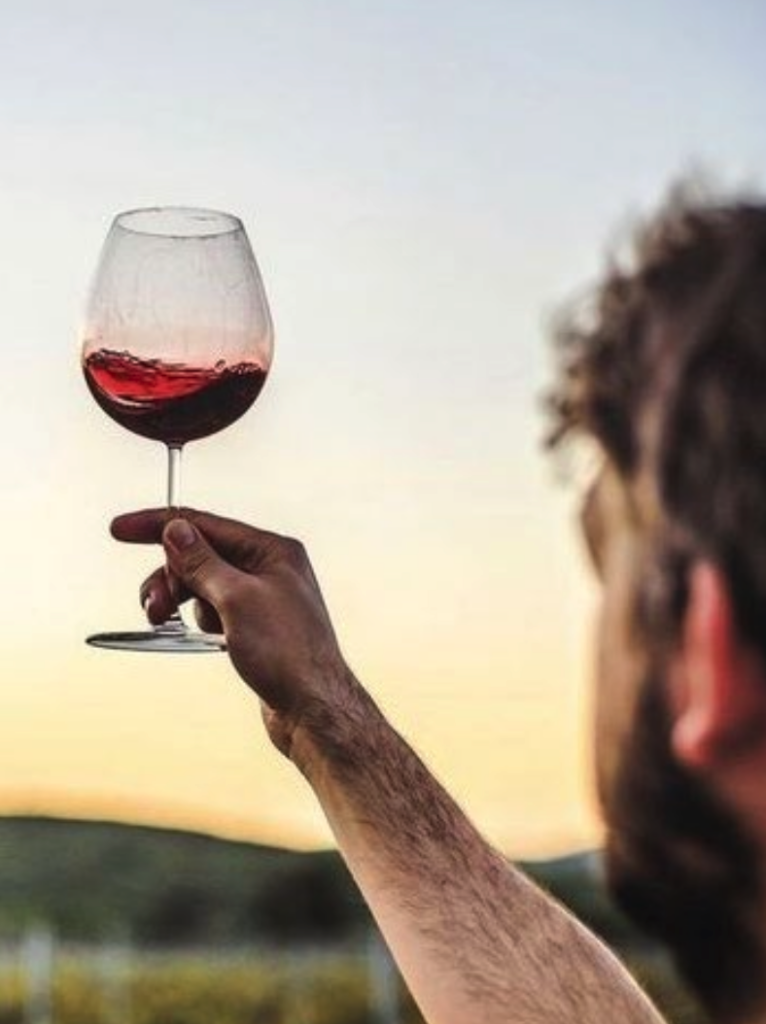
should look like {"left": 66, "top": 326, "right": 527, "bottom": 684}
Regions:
{"left": 165, "top": 444, "right": 186, "bottom": 634}
{"left": 167, "top": 444, "right": 183, "bottom": 509}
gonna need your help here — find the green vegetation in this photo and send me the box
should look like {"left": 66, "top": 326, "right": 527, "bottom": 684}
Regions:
{"left": 0, "top": 951, "right": 708, "bottom": 1024}
{"left": 0, "top": 955, "right": 424, "bottom": 1024}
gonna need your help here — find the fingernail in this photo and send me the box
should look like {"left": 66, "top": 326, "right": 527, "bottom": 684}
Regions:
{"left": 165, "top": 519, "right": 197, "bottom": 551}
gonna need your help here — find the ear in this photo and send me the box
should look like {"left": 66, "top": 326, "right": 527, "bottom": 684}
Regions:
{"left": 670, "top": 562, "right": 766, "bottom": 769}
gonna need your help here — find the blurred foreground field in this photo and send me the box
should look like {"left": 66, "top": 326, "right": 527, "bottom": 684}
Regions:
{"left": 0, "top": 943, "right": 707, "bottom": 1024}
{"left": 0, "top": 945, "right": 421, "bottom": 1024}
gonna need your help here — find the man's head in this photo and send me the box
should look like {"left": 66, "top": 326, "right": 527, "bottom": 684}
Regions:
{"left": 548, "top": 187, "right": 766, "bottom": 1022}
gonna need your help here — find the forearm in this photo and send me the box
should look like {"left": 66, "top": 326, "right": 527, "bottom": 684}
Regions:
{"left": 119, "top": 509, "right": 661, "bottom": 1020}
{"left": 293, "top": 677, "right": 664, "bottom": 1024}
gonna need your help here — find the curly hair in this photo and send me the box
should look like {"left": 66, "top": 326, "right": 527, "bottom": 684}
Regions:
{"left": 548, "top": 185, "right": 766, "bottom": 657}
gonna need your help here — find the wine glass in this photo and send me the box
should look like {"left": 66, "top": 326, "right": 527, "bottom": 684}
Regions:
{"left": 81, "top": 206, "right": 274, "bottom": 652}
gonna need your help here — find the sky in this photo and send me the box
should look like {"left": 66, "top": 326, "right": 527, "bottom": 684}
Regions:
{"left": 1, "top": 0, "right": 765, "bottom": 857}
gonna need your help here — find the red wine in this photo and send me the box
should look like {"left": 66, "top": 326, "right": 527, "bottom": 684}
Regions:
{"left": 83, "top": 348, "right": 268, "bottom": 444}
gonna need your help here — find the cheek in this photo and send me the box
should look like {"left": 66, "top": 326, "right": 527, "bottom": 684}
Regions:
{"left": 593, "top": 565, "right": 647, "bottom": 812}
{"left": 593, "top": 603, "right": 624, "bottom": 809}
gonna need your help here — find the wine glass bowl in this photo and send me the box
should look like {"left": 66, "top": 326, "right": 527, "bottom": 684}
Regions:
{"left": 81, "top": 206, "right": 273, "bottom": 652}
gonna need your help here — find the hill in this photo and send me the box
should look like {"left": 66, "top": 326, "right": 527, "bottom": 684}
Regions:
{"left": 0, "top": 816, "right": 368, "bottom": 944}
{"left": 0, "top": 816, "right": 639, "bottom": 947}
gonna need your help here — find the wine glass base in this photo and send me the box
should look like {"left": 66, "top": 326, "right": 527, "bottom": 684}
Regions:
{"left": 86, "top": 628, "right": 226, "bottom": 653}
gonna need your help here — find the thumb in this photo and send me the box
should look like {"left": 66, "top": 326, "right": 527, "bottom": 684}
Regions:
{"left": 163, "top": 518, "right": 239, "bottom": 605}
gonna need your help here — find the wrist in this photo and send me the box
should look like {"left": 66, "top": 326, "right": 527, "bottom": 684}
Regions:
{"left": 288, "top": 670, "right": 382, "bottom": 785}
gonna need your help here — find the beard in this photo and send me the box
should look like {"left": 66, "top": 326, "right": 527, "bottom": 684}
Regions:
{"left": 603, "top": 668, "right": 764, "bottom": 1023}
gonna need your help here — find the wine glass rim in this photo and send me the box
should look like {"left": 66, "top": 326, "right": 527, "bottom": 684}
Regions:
{"left": 114, "top": 206, "right": 243, "bottom": 239}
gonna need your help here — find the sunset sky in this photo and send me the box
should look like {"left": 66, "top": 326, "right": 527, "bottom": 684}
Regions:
{"left": 1, "top": 0, "right": 765, "bottom": 857}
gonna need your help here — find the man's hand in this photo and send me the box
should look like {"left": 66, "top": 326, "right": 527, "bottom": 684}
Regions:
{"left": 111, "top": 509, "right": 355, "bottom": 766}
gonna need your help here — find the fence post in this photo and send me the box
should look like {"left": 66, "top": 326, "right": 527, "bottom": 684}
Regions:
{"left": 367, "top": 932, "right": 399, "bottom": 1024}
{"left": 23, "top": 925, "right": 54, "bottom": 1024}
